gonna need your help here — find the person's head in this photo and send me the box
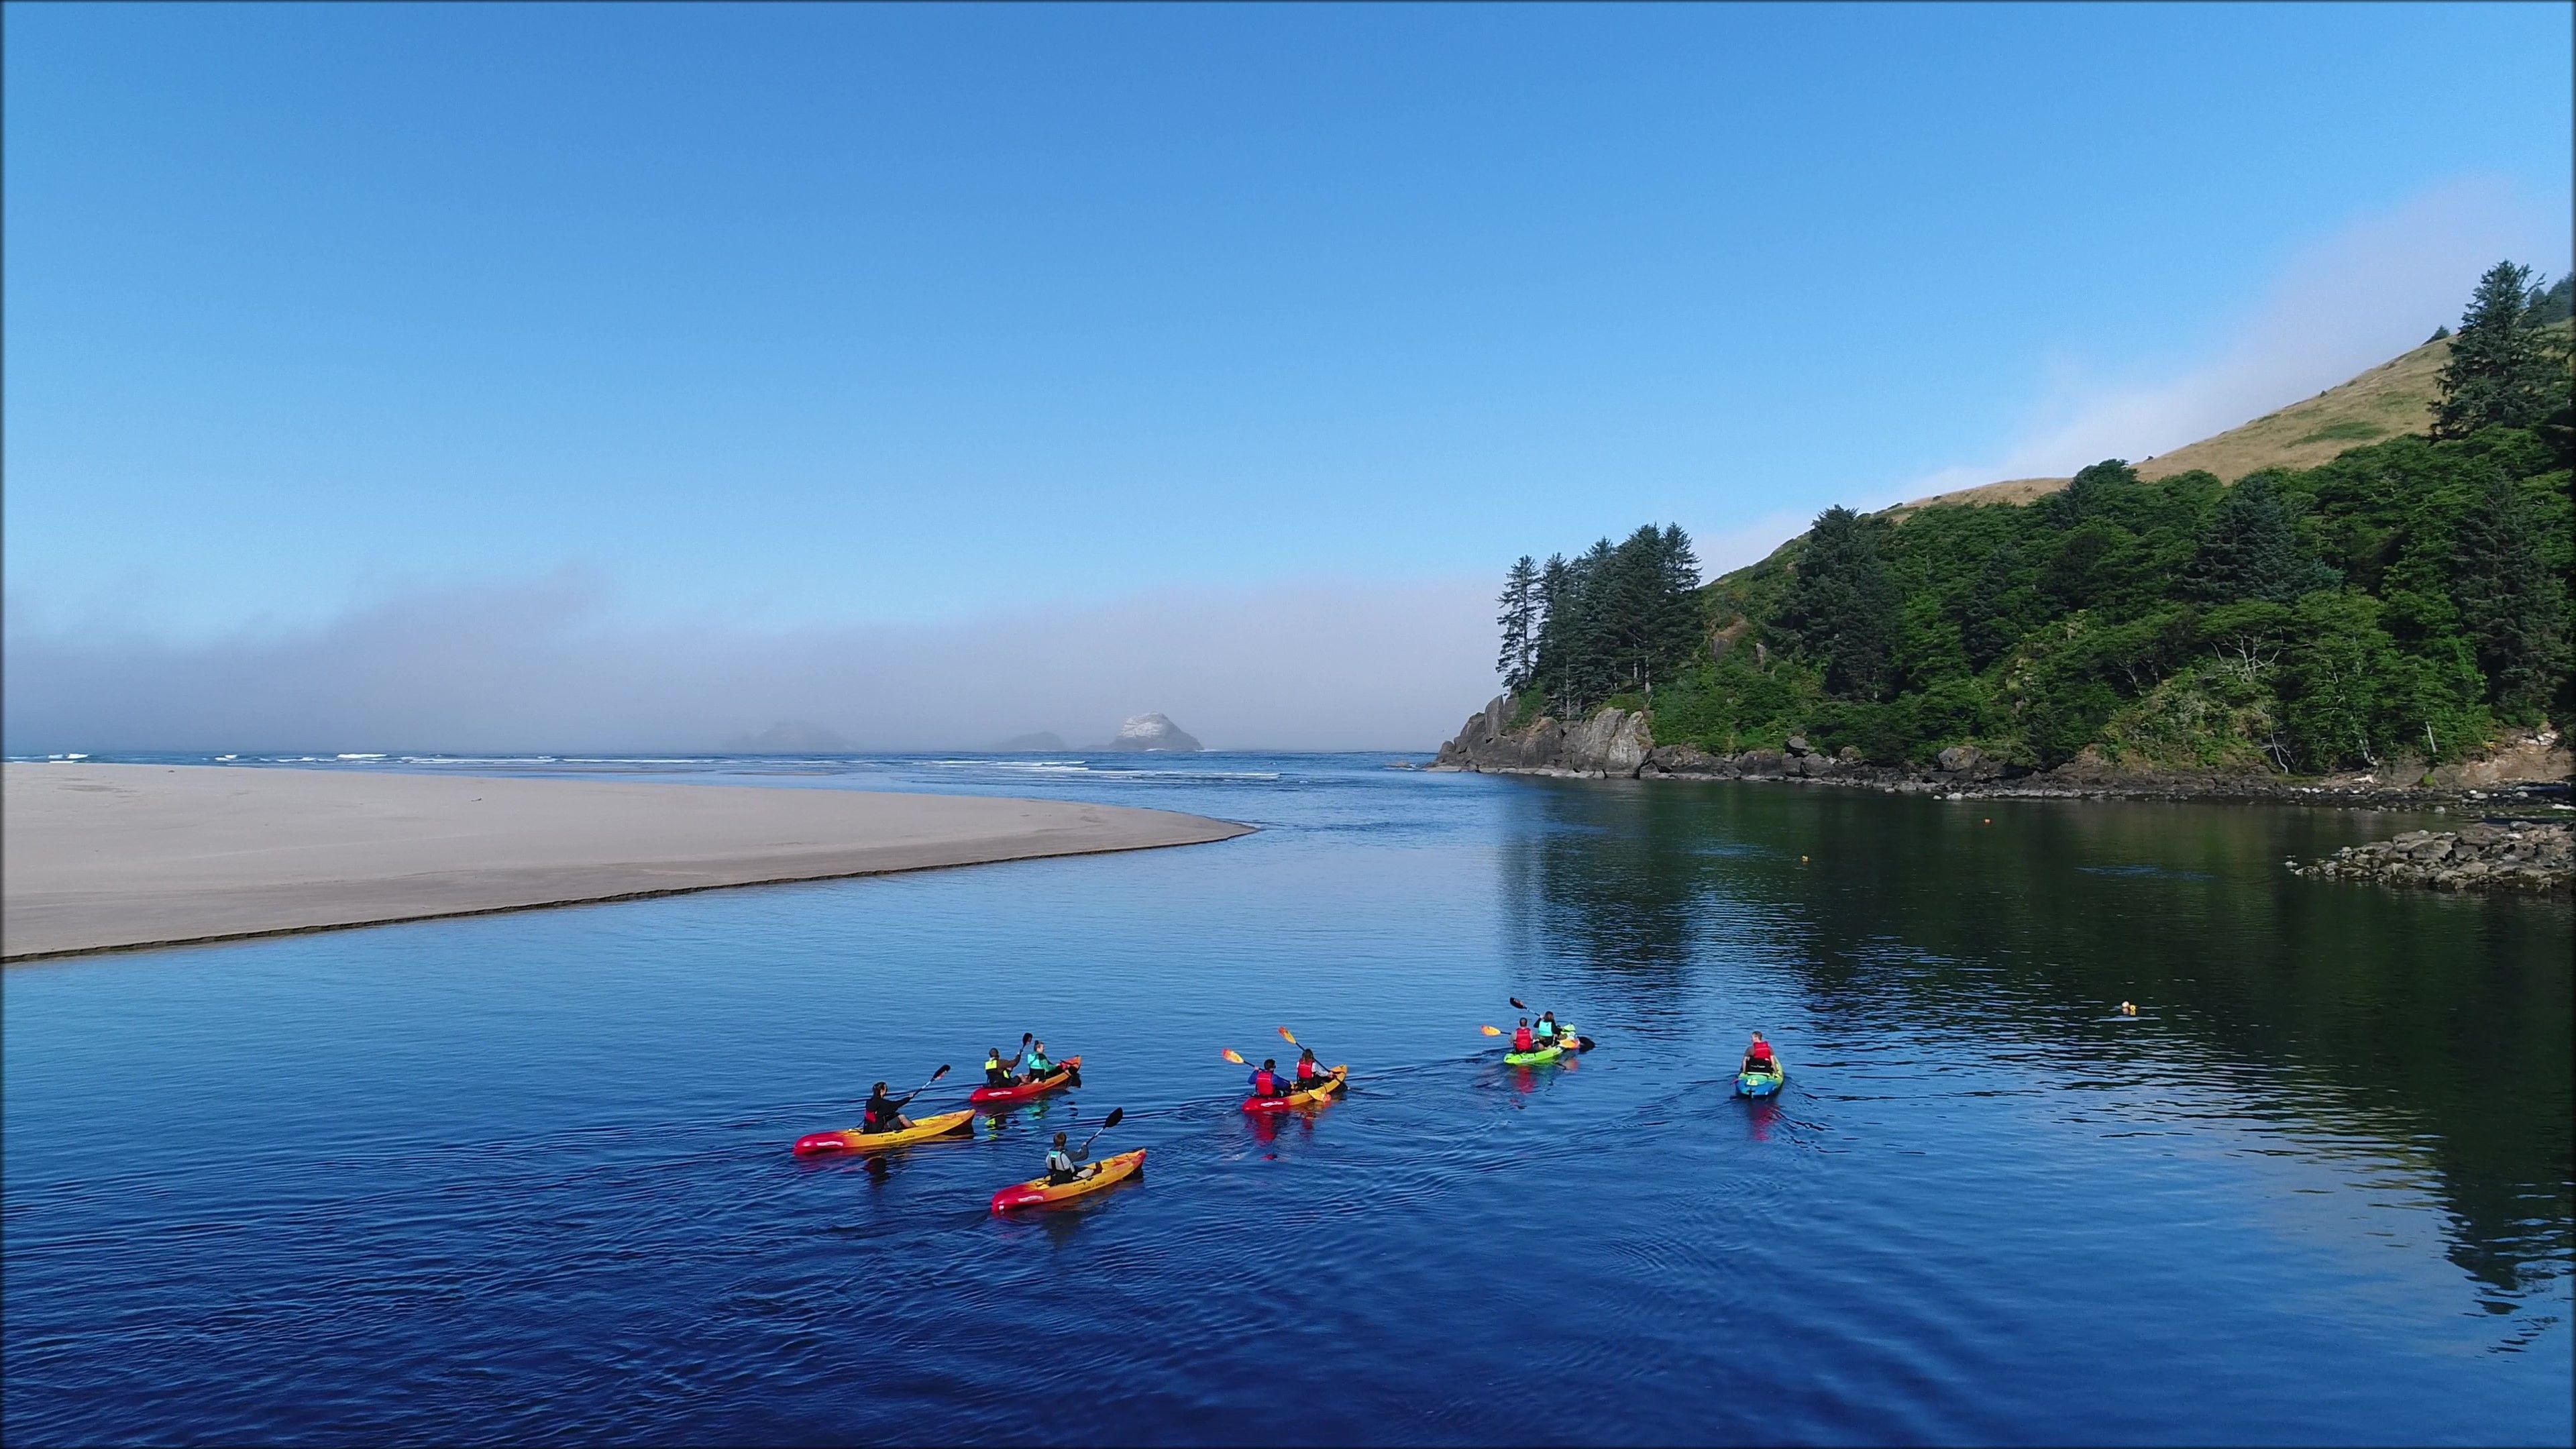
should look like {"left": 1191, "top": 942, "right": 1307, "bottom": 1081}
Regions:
{"left": 989, "top": 1046, "right": 1001, "bottom": 1057}
{"left": 1518, "top": 1017, "right": 1529, "bottom": 1027}
{"left": 1032, "top": 1040, "right": 1045, "bottom": 1052}
{"left": 871, "top": 1081, "right": 888, "bottom": 1096}
{"left": 1299, "top": 1047, "right": 1315, "bottom": 1061}
{"left": 1053, "top": 1132, "right": 1067, "bottom": 1147}
{"left": 1263, "top": 1058, "right": 1277, "bottom": 1071}
{"left": 1542, "top": 1012, "right": 1556, "bottom": 1022}
{"left": 1751, "top": 1032, "right": 1766, "bottom": 1044}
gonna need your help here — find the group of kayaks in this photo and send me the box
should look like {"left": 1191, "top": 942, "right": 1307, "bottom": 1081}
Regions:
{"left": 792, "top": 1016, "right": 1787, "bottom": 1216}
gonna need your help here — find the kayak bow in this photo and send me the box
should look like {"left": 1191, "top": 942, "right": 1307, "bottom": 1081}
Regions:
{"left": 1735, "top": 1063, "right": 1785, "bottom": 1097}
{"left": 793, "top": 1108, "right": 975, "bottom": 1156}
{"left": 1242, "top": 1065, "right": 1348, "bottom": 1113}
{"left": 968, "top": 1056, "right": 1083, "bottom": 1104}
{"left": 988, "top": 1148, "right": 1147, "bottom": 1212}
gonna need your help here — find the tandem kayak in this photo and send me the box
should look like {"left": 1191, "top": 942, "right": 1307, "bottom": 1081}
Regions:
{"left": 1242, "top": 1065, "right": 1348, "bottom": 1113}
{"left": 793, "top": 1109, "right": 975, "bottom": 1157}
{"left": 1735, "top": 1064, "right": 1785, "bottom": 1097}
{"left": 1503, "top": 1035, "right": 1593, "bottom": 1067}
{"left": 968, "top": 1056, "right": 1082, "bottom": 1104}
{"left": 989, "top": 1148, "right": 1146, "bottom": 1213}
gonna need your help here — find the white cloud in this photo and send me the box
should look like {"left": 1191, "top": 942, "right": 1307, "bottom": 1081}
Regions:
{"left": 2, "top": 573, "right": 1501, "bottom": 753}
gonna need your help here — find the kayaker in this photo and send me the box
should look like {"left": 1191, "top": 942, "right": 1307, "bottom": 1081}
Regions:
{"left": 1293, "top": 1048, "right": 1328, "bottom": 1086}
{"left": 1044, "top": 1131, "right": 1094, "bottom": 1185}
{"left": 1511, "top": 1018, "right": 1537, "bottom": 1054}
{"left": 1246, "top": 1057, "right": 1291, "bottom": 1098}
{"left": 1740, "top": 1032, "right": 1778, "bottom": 1076}
{"left": 1019, "top": 1040, "right": 1057, "bottom": 1085}
{"left": 861, "top": 1081, "right": 918, "bottom": 1135}
{"left": 983, "top": 1045, "right": 1019, "bottom": 1089}
{"left": 1536, "top": 1011, "right": 1576, "bottom": 1046}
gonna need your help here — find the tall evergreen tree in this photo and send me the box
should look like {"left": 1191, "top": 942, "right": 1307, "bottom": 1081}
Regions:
{"left": 2449, "top": 470, "right": 2571, "bottom": 718}
{"left": 2432, "top": 260, "right": 2569, "bottom": 437}
{"left": 2185, "top": 474, "right": 2339, "bottom": 603}
{"left": 1778, "top": 506, "right": 1900, "bottom": 700}
{"left": 1495, "top": 555, "right": 1540, "bottom": 694}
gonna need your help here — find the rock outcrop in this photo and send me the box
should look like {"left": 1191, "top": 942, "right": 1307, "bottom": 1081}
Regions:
{"left": 1430, "top": 695, "right": 2571, "bottom": 810}
{"left": 2290, "top": 822, "right": 2572, "bottom": 894}
{"left": 1100, "top": 713, "right": 1203, "bottom": 753}
{"left": 1431, "top": 695, "right": 1649, "bottom": 777}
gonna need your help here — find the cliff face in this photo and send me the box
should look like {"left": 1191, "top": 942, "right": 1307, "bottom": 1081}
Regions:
{"left": 1430, "top": 696, "right": 2571, "bottom": 806}
{"left": 1430, "top": 695, "right": 1650, "bottom": 777}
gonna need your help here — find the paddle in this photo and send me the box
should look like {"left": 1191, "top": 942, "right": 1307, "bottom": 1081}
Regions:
{"left": 904, "top": 1064, "right": 953, "bottom": 1102}
{"left": 1075, "top": 1107, "right": 1124, "bottom": 1159}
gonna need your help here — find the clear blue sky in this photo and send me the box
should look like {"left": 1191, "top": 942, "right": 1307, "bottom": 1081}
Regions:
{"left": 6, "top": 2, "right": 2571, "bottom": 641}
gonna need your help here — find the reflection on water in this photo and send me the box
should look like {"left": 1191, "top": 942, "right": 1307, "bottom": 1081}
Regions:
{"left": 4, "top": 754, "right": 2569, "bottom": 1445}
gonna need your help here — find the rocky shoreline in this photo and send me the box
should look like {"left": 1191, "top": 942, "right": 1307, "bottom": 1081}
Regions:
{"left": 1428, "top": 694, "right": 2574, "bottom": 812}
{"left": 2290, "top": 822, "right": 2573, "bottom": 894}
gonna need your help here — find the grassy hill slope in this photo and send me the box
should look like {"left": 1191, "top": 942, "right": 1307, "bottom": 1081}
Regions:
{"left": 1878, "top": 329, "right": 2471, "bottom": 519}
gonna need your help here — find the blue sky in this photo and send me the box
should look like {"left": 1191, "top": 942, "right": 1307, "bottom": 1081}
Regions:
{"left": 4, "top": 3, "right": 2570, "bottom": 749}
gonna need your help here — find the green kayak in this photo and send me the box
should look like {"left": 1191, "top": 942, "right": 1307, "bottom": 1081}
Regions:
{"left": 1501, "top": 1035, "right": 1593, "bottom": 1067}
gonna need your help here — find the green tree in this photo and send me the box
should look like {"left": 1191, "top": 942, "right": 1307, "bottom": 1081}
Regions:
{"left": 2432, "top": 261, "right": 2570, "bottom": 437}
{"left": 2185, "top": 473, "right": 2339, "bottom": 603}
{"left": 2280, "top": 591, "right": 2408, "bottom": 769}
{"left": 1495, "top": 555, "right": 1540, "bottom": 694}
{"left": 1777, "top": 506, "right": 1900, "bottom": 700}
{"left": 2449, "top": 469, "right": 2571, "bottom": 718}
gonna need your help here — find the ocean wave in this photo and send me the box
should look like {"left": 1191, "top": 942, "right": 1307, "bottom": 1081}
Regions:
{"left": 336, "top": 753, "right": 387, "bottom": 760}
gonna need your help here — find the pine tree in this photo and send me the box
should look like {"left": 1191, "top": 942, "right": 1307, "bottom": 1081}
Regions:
{"left": 2450, "top": 470, "right": 2571, "bottom": 718}
{"left": 2432, "top": 261, "right": 2569, "bottom": 437}
{"left": 2185, "top": 474, "right": 2339, "bottom": 604}
{"left": 1495, "top": 555, "right": 1540, "bottom": 694}
{"left": 1778, "top": 506, "right": 1900, "bottom": 700}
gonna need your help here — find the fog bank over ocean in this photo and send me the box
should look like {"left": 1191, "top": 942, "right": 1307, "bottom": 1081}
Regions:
{"left": 1, "top": 573, "right": 1495, "bottom": 755}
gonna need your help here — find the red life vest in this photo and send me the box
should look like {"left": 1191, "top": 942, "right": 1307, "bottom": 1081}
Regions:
{"left": 1297, "top": 1061, "right": 1322, "bottom": 1082}
{"left": 1254, "top": 1069, "right": 1279, "bottom": 1095}
{"left": 1513, "top": 1027, "right": 1536, "bottom": 1052}
{"left": 1748, "top": 1040, "right": 1775, "bottom": 1063}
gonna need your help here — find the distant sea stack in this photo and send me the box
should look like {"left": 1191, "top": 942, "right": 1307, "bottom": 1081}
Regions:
{"left": 1099, "top": 713, "right": 1202, "bottom": 753}
{"left": 994, "top": 731, "right": 1069, "bottom": 752}
{"left": 722, "top": 720, "right": 851, "bottom": 753}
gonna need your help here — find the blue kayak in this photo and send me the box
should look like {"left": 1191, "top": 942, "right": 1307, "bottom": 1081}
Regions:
{"left": 1735, "top": 1064, "right": 1784, "bottom": 1097}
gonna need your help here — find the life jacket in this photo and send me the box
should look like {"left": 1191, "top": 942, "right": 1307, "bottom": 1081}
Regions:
{"left": 1046, "top": 1149, "right": 1074, "bottom": 1179}
{"left": 1252, "top": 1069, "right": 1279, "bottom": 1095}
{"left": 864, "top": 1097, "right": 898, "bottom": 1130}
{"left": 1747, "top": 1040, "right": 1775, "bottom": 1065}
{"left": 1296, "top": 1059, "right": 1323, "bottom": 1082}
{"left": 1534, "top": 1020, "right": 1558, "bottom": 1040}
{"left": 1513, "top": 1027, "right": 1536, "bottom": 1052}
{"left": 1026, "top": 1055, "right": 1053, "bottom": 1076}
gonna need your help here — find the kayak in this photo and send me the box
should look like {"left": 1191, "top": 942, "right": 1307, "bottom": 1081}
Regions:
{"left": 1735, "top": 1063, "right": 1785, "bottom": 1097}
{"left": 793, "top": 1108, "right": 974, "bottom": 1157}
{"left": 968, "top": 1056, "right": 1082, "bottom": 1104}
{"left": 989, "top": 1148, "right": 1147, "bottom": 1213}
{"left": 1503, "top": 1035, "right": 1593, "bottom": 1067}
{"left": 1242, "top": 1065, "right": 1348, "bottom": 1113}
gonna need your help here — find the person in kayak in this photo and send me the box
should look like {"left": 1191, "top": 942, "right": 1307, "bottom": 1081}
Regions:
{"left": 1534, "top": 1011, "right": 1578, "bottom": 1048}
{"left": 861, "top": 1081, "right": 918, "bottom": 1135}
{"left": 1511, "top": 1018, "right": 1538, "bottom": 1054}
{"left": 1018, "top": 1040, "right": 1057, "bottom": 1085}
{"left": 1292, "top": 1048, "right": 1330, "bottom": 1087}
{"left": 1247, "top": 1058, "right": 1293, "bottom": 1098}
{"left": 1739, "top": 1032, "right": 1779, "bottom": 1077}
{"left": 1044, "top": 1131, "right": 1094, "bottom": 1185}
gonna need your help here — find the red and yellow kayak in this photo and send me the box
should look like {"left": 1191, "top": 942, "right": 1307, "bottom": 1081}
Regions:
{"left": 988, "top": 1148, "right": 1146, "bottom": 1213}
{"left": 967, "top": 1056, "right": 1082, "bottom": 1104}
{"left": 793, "top": 1108, "right": 975, "bottom": 1157}
{"left": 1242, "top": 1065, "right": 1348, "bottom": 1113}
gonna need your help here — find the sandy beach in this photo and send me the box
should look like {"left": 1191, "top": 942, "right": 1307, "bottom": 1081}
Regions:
{"left": 2, "top": 763, "right": 1252, "bottom": 961}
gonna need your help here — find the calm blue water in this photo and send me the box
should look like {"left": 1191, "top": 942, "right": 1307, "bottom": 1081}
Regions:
{"left": 5, "top": 753, "right": 2571, "bottom": 1445}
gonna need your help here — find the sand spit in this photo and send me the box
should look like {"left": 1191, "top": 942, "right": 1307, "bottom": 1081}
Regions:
{"left": 3, "top": 763, "right": 1252, "bottom": 961}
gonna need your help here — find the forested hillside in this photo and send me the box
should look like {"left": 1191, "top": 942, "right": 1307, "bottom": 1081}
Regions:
{"left": 1491, "top": 262, "right": 2575, "bottom": 776}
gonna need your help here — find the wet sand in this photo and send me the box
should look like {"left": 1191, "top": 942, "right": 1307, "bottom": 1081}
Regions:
{"left": 2, "top": 763, "right": 1252, "bottom": 961}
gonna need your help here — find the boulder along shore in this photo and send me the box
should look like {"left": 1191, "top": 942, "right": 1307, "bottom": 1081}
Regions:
{"left": 1430, "top": 694, "right": 2574, "bottom": 812}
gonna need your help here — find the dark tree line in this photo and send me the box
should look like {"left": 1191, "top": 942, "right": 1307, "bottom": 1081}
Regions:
{"left": 1495, "top": 524, "right": 1701, "bottom": 715}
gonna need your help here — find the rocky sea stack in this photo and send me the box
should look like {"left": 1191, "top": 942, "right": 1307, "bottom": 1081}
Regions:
{"left": 2290, "top": 822, "right": 2572, "bottom": 894}
{"left": 1101, "top": 713, "right": 1202, "bottom": 753}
